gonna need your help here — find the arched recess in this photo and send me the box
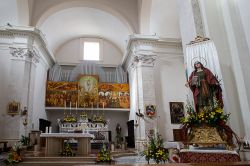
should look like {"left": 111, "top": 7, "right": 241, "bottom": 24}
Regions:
{"left": 33, "top": 0, "right": 135, "bottom": 34}
{"left": 55, "top": 36, "right": 123, "bottom": 65}
{"left": 38, "top": 7, "right": 130, "bottom": 53}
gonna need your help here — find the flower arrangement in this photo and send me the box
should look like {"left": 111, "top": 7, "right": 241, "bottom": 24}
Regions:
{"left": 142, "top": 131, "right": 168, "bottom": 164}
{"left": 60, "top": 142, "right": 75, "bottom": 156}
{"left": 63, "top": 115, "right": 77, "bottom": 122}
{"left": 96, "top": 144, "right": 111, "bottom": 162}
{"left": 4, "top": 142, "right": 22, "bottom": 165}
{"left": 181, "top": 98, "right": 230, "bottom": 127}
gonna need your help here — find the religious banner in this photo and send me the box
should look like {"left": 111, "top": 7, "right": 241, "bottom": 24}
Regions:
{"left": 78, "top": 75, "right": 99, "bottom": 108}
{"left": 98, "top": 83, "right": 130, "bottom": 108}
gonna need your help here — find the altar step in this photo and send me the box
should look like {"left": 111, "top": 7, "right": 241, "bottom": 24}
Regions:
{"left": 20, "top": 156, "right": 96, "bottom": 166}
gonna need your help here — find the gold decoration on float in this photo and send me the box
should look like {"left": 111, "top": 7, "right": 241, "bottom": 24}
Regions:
{"left": 189, "top": 125, "right": 226, "bottom": 146}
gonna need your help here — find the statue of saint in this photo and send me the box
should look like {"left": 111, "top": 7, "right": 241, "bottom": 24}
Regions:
{"left": 116, "top": 123, "right": 122, "bottom": 148}
{"left": 186, "top": 61, "right": 223, "bottom": 112}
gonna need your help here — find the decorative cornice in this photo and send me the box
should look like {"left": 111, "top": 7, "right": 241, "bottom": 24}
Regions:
{"left": 122, "top": 35, "right": 183, "bottom": 72}
{"left": 0, "top": 25, "right": 55, "bottom": 66}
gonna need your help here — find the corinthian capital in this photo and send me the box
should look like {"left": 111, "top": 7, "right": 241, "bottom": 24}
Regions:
{"left": 134, "top": 53, "right": 157, "bottom": 67}
{"left": 10, "top": 47, "right": 39, "bottom": 63}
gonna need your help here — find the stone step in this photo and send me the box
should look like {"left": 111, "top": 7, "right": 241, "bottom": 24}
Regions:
{"left": 23, "top": 156, "right": 96, "bottom": 162}
{"left": 18, "top": 160, "right": 96, "bottom": 166}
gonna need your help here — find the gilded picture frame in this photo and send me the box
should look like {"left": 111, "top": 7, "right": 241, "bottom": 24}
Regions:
{"left": 7, "top": 101, "right": 20, "bottom": 116}
{"left": 170, "top": 102, "right": 184, "bottom": 124}
{"left": 145, "top": 105, "right": 156, "bottom": 118}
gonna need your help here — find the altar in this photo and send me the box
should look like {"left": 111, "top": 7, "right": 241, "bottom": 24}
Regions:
{"left": 40, "top": 133, "right": 94, "bottom": 157}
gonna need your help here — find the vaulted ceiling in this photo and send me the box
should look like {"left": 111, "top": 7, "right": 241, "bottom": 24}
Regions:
{"left": 7, "top": 0, "right": 181, "bottom": 56}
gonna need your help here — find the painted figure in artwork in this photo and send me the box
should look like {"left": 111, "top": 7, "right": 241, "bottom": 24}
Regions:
{"left": 186, "top": 61, "right": 223, "bottom": 112}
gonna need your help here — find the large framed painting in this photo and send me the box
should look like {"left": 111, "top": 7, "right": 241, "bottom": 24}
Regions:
{"left": 47, "top": 81, "right": 78, "bottom": 91}
{"left": 170, "top": 102, "right": 185, "bottom": 124}
{"left": 98, "top": 83, "right": 130, "bottom": 108}
{"left": 78, "top": 75, "right": 99, "bottom": 108}
{"left": 46, "top": 82, "right": 78, "bottom": 107}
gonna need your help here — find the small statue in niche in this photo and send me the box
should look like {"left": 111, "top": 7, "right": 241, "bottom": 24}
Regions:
{"left": 116, "top": 123, "right": 123, "bottom": 148}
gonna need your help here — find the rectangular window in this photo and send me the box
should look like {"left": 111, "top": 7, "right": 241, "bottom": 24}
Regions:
{"left": 83, "top": 41, "right": 100, "bottom": 61}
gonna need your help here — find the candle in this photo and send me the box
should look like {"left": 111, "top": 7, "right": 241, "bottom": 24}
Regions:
{"left": 70, "top": 102, "right": 72, "bottom": 115}
{"left": 64, "top": 101, "right": 66, "bottom": 108}
{"left": 102, "top": 102, "right": 105, "bottom": 109}
{"left": 154, "top": 128, "right": 157, "bottom": 138}
{"left": 76, "top": 102, "right": 77, "bottom": 115}
{"left": 49, "top": 126, "right": 52, "bottom": 133}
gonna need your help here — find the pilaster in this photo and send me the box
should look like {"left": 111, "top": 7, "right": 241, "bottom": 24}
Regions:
{"left": 123, "top": 35, "right": 182, "bottom": 151}
{"left": 0, "top": 26, "right": 54, "bottom": 143}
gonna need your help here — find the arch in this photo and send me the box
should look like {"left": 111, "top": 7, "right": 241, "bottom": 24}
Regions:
{"left": 34, "top": 0, "right": 135, "bottom": 34}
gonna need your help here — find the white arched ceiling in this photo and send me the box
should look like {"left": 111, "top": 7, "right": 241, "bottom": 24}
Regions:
{"left": 39, "top": 7, "right": 131, "bottom": 54}
{"left": 149, "top": 0, "right": 181, "bottom": 38}
{"left": 33, "top": 0, "right": 137, "bottom": 33}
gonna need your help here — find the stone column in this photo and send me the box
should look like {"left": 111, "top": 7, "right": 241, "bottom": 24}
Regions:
{"left": 9, "top": 47, "right": 40, "bottom": 137}
{"left": 123, "top": 35, "right": 183, "bottom": 150}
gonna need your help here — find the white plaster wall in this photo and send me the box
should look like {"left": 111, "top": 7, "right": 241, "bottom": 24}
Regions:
{"left": 154, "top": 59, "right": 187, "bottom": 141}
{"left": 149, "top": 0, "right": 181, "bottom": 38}
{"left": 177, "top": 0, "right": 197, "bottom": 46}
{"left": 56, "top": 38, "right": 123, "bottom": 66}
{"left": 32, "top": 62, "right": 48, "bottom": 130}
{"left": 0, "top": 0, "right": 18, "bottom": 26}
{"left": 237, "top": 0, "right": 250, "bottom": 52}
{"left": 46, "top": 110, "right": 129, "bottom": 142}
{"left": 0, "top": 47, "right": 15, "bottom": 139}
{"left": 199, "top": 0, "right": 248, "bottom": 137}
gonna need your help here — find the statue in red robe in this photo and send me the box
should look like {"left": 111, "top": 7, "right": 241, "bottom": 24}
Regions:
{"left": 186, "top": 61, "right": 223, "bottom": 112}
